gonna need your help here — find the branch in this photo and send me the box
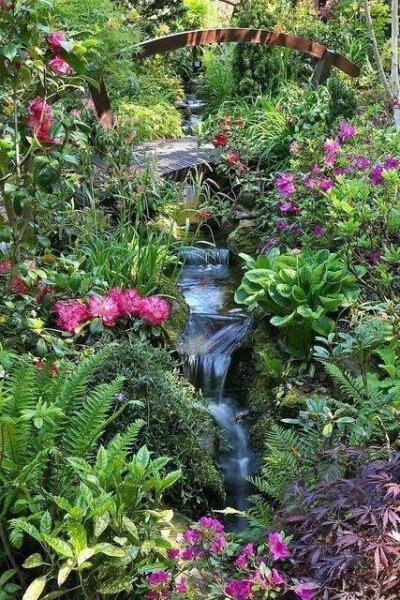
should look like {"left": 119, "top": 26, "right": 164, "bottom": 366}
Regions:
{"left": 391, "top": 0, "right": 400, "bottom": 128}
{"left": 363, "top": 0, "right": 393, "bottom": 101}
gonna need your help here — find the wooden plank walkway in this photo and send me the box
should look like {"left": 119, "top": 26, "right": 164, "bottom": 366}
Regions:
{"left": 131, "top": 137, "right": 220, "bottom": 176}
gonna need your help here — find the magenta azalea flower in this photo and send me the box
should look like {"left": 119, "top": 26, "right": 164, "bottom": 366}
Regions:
{"left": 294, "top": 582, "right": 318, "bottom": 600}
{"left": 268, "top": 532, "right": 290, "bottom": 561}
{"left": 384, "top": 156, "right": 399, "bottom": 170}
{"left": 107, "top": 287, "right": 142, "bottom": 318}
{"left": 235, "top": 554, "right": 247, "bottom": 568}
{"left": 370, "top": 164, "right": 384, "bottom": 185}
{"left": 49, "top": 55, "right": 73, "bottom": 75}
{"left": 182, "top": 528, "right": 201, "bottom": 544}
{"left": 225, "top": 580, "right": 252, "bottom": 600}
{"left": 319, "top": 178, "right": 335, "bottom": 192}
{"left": 87, "top": 295, "right": 120, "bottom": 327}
{"left": 46, "top": 32, "right": 66, "bottom": 53}
{"left": 138, "top": 296, "right": 170, "bottom": 327}
{"left": 354, "top": 156, "right": 371, "bottom": 170}
{"left": 275, "top": 173, "right": 296, "bottom": 197}
{"left": 304, "top": 177, "right": 316, "bottom": 189}
{"left": 242, "top": 543, "right": 254, "bottom": 556}
{"left": 338, "top": 121, "right": 357, "bottom": 142}
{"left": 276, "top": 219, "right": 291, "bottom": 232}
{"left": 368, "top": 250, "right": 382, "bottom": 263}
{"left": 270, "top": 568, "right": 285, "bottom": 585}
{"left": 313, "top": 225, "right": 325, "bottom": 238}
{"left": 180, "top": 547, "right": 195, "bottom": 561}
{"left": 54, "top": 299, "right": 89, "bottom": 333}
{"left": 147, "top": 571, "right": 170, "bottom": 587}
{"left": 210, "top": 535, "right": 227, "bottom": 553}
{"left": 11, "top": 276, "right": 28, "bottom": 295}
{"left": 175, "top": 579, "right": 187, "bottom": 594}
{"left": 167, "top": 548, "right": 180, "bottom": 560}
{"left": 324, "top": 138, "right": 340, "bottom": 165}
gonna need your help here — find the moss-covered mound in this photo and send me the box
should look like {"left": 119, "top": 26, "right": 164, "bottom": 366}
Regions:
{"left": 92, "top": 338, "right": 224, "bottom": 514}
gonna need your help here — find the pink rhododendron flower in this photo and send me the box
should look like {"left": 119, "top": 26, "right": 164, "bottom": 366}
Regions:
{"left": 338, "top": 121, "right": 357, "bottom": 142}
{"left": 87, "top": 295, "right": 120, "bottom": 327}
{"left": 107, "top": 287, "right": 141, "bottom": 318}
{"left": 270, "top": 569, "right": 285, "bottom": 585}
{"left": 49, "top": 55, "right": 73, "bottom": 75}
{"left": 304, "top": 177, "right": 316, "bottom": 189}
{"left": 0, "top": 259, "right": 12, "bottom": 274}
{"left": 47, "top": 32, "right": 66, "bottom": 53}
{"left": 210, "top": 535, "right": 227, "bottom": 553}
{"left": 275, "top": 173, "right": 296, "bottom": 197}
{"left": 294, "top": 582, "right": 318, "bottom": 600}
{"left": 28, "top": 97, "right": 54, "bottom": 142}
{"left": 242, "top": 543, "right": 254, "bottom": 556}
{"left": 279, "top": 201, "right": 293, "bottom": 213}
{"left": 181, "top": 547, "right": 195, "bottom": 561}
{"left": 54, "top": 299, "right": 89, "bottom": 333}
{"left": 11, "top": 276, "right": 28, "bottom": 294}
{"left": 182, "top": 529, "right": 201, "bottom": 544}
{"left": 235, "top": 554, "right": 247, "bottom": 568}
{"left": 268, "top": 532, "right": 290, "bottom": 561}
{"left": 138, "top": 296, "right": 170, "bottom": 327}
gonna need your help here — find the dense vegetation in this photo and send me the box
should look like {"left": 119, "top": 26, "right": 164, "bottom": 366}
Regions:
{"left": 0, "top": 0, "right": 399, "bottom": 599}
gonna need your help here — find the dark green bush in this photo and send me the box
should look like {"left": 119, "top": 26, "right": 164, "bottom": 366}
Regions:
{"left": 92, "top": 339, "right": 224, "bottom": 513}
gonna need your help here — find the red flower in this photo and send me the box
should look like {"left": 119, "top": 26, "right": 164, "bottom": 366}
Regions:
{"left": 11, "top": 276, "right": 28, "bottom": 294}
{"left": 27, "top": 97, "right": 54, "bottom": 142}
{"left": 49, "top": 55, "right": 73, "bottom": 75}
{"left": 227, "top": 153, "right": 240, "bottom": 166}
{"left": 87, "top": 295, "right": 120, "bottom": 327}
{"left": 198, "top": 209, "right": 210, "bottom": 221}
{"left": 138, "top": 296, "right": 170, "bottom": 327}
{"left": 54, "top": 299, "right": 89, "bottom": 333}
{"left": 213, "top": 133, "right": 228, "bottom": 148}
{"left": 0, "top": 259, "right": 12, "bottom": 274}
{"left": 46, "top": 32, "right": 67, "bottom": 53}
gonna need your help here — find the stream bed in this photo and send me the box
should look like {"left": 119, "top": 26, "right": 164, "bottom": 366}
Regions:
{"left": 178, "top": 247, "right": 257, "bottom": 529}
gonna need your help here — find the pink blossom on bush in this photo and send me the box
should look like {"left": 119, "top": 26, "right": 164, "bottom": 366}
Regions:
{"left": 28, "top": 97, "right": 54, "bottom": 141}
{"left": 11, "top": 276, "right": 28, "bottom": 294}
{"left": 319, "top": 178, "right": 335, "bottom": 193}
{"left": 54, "top": 299, "right": 89, "bottom": 333}
{"left": 268, "top": 532, "right": 290, "bottom": 561}
{"left": 0, "top": 259, "right": 12, "bottom": 274}
{"left": 166, "top": 548, "right": 180, "bottom": 560}
{"left": 338, "top": 121, "right": 357, "bottom": 142}
{"left": 198, "top": 516, "right": 224, "bottom": 533}
{"left": 275, "top": 173, "right": 296, "bottom": 197}
{"left": 107, "top": 287, "right": 142, "bottom": 318}
{"left": 225, "top": 579, "right": 252, "bottom": 600}
{"left": 49, "top": 55, "right": 73, "bottom": 75}
{"left": 47, "top": 32, "right": 66, "bottom": 53}
{"left": 138, "top": 296, "right": 170, "bottom": 327}
{"left": 87, "top": 294, "right": 120, "bottom": 327}
{"left": 147, "top": 571, "right": 170, "bottom": 587}
{"left": 313, "top": 226, "right": 325, "bottom": 238}
{"left": 0, "top": 0, "right": 11, "bottom": 10}
{"left": 209, "top": 535, "right": 227, "bottom": 554}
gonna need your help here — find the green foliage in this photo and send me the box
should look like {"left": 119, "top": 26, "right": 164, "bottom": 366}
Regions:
{"left": 90, "top": 338, "right": 224, "bottom": 512}
{"left": 199, "top": 47, "right": 235, "bottom": 115}
{"left": 181, "top": 0, "right": 218, "bottom": 29}
{"left": 235, "top": 249, "right": 361, "bottom": 359}
{"left": 326, "top": 77, "right": 358, "bottom": 127}
{"left": 117, "top": 102, "right": 183, "bottom": 143}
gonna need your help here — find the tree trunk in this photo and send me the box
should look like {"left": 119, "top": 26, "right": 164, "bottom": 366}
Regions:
{"left": 391, "top": 0, "right": 400, "bottom": 129}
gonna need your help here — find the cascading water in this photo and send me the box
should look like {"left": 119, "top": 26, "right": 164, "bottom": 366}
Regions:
{"left": 178, "top": 246, "right": 256, "bottom": 528}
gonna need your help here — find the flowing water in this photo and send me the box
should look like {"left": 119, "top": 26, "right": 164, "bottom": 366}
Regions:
{"left": 178, "top": 247, "right": 257, "bottom": 529}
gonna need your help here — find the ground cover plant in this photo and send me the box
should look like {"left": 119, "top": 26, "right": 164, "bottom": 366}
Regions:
{"left": 1, "top": 0, "right": 400, "bottom": 599}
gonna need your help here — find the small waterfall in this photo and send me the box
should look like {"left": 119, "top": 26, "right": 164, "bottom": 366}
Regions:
{"left": 180, "top": 247, "right": 230, "bottom": 266}
{"left": 178, "top": 248, "right": 256, "bottom": 529}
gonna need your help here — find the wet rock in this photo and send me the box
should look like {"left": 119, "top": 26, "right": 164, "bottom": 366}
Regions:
{"left": 227, "top": 223, "right": 263, "bottom": 259}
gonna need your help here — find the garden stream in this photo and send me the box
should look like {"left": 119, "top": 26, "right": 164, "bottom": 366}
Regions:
{"left": 178, "top": 247, "right": 257, "bottom": 530}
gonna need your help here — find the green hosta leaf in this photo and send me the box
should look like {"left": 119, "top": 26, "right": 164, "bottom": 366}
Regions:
{"left": 41, "top": 535, "right": 74, "bottom": 558}
{"left": 312, "top": 315, "right": 335, "bottom": 336}
{"left": 22, "top": 576, "right": 46, "bottom": 600}
{"left": 276, "top": 283, "right": 292, "bottom": 298}
{"left": 23, "top": 554, "right": 44, "bottom": 569}
{"left": 270, "top": 312, "right": 296, "bottom": 327}
{"left": 243, "top": 269, "right": 269, "bottom": 284}
{"left": 292, "top": 285, "right": 306, "bottom": 302}
{"left": 279, "top": 268, "right": 297, "bottom": 284}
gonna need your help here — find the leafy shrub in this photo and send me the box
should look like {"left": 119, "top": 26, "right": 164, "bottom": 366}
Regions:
{"left": 91, "top": 339, "right": 224, "bottom": 512}
{"left": 326, "top": 76, "right": 358, "bottom": 127}
{"left": 283, "top": 450, "right": 400, "bottom": 600}
{"left": 117, "top": 102, "right": 183, "bottom": 142}
{"left": 235, "top": 249, "right": 360, "bottom": 359}
{"left": 199, "top": 47, "right": 235, "bottom": 115}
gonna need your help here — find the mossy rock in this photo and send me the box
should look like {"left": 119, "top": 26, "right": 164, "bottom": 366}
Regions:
{"left": 280, "top": 388, "right": 308, "bottom": 418}
{"left": 159, "top": 277, "right": 189, "bottom": 345}
{"left": 227, "top": 223, "right": 263, "bottom": 258}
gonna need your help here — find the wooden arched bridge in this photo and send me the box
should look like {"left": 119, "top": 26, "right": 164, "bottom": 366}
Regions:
{"left": 90, "top": 28, "right": 360, "bottom": 175}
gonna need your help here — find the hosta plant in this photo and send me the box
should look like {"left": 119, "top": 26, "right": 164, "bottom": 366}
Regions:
{"left": 235, "top": 248, "right": 361, "bottom": 359}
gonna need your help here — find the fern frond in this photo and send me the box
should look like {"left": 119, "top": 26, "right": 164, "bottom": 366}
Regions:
{"left": 63, "top": 377, "right": 124, "bottom": 457}
{"left": 325, "top": 363, "right": 366, "bottom": 404}
{"left": 107, "top": 419, "right": 145, "bottom": 460}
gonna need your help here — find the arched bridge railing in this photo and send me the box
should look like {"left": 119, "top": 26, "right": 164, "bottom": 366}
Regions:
{"left": 90, "top": 28, "right": 360, "bottom": 122}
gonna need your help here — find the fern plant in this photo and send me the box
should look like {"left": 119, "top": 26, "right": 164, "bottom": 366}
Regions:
{"left": 0, "top": 345, "right": 144, "bottom": 593}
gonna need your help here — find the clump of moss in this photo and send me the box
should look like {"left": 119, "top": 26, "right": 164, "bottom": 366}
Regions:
{"left": 227, "top": 224, "right": 263, "bottom": 258}
{"left": 280, "top": 388, "right": 308, "bottom": 419}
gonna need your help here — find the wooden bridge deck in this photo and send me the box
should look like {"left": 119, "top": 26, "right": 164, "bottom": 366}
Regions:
{"left": 131, "top": 137, "right": 220, "bottom": 176}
